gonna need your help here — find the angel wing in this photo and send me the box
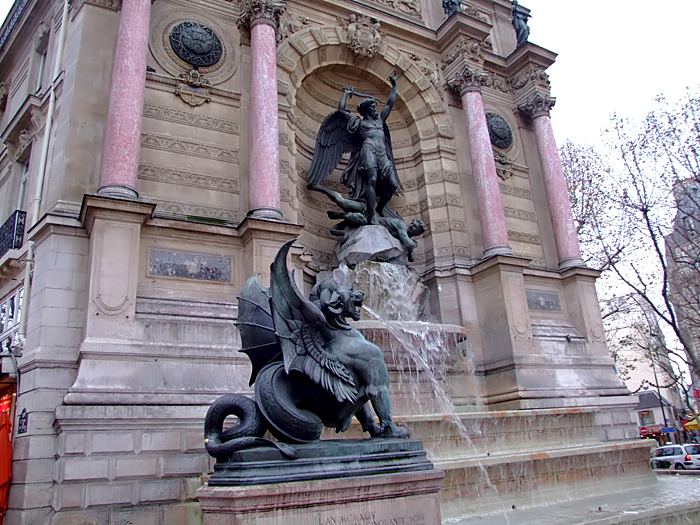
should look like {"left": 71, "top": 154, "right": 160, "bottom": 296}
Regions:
{"left": 269, "top": 240, "right": 358, "bottom": 404}
{"left": 306, "top": 110, "right": 362, "bottom": 188}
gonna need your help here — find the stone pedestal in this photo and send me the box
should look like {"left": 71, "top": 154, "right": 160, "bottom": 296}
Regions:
{"left": 197, "top": 469, "right": 445, "bottom": 525}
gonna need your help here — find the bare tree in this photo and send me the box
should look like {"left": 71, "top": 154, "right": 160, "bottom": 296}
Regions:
{"left": 560, "top": 88, "right": 700, "bottom": 413}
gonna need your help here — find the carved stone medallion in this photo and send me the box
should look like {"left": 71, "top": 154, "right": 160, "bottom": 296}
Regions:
{"left": 485, "top": 112, "right": 513, "bottom": 149}
{"left": 170, "top": 22, "right": 223, "bottom": 68}
{"left": 151, "top": 11, "right": 236, "bottom": 85}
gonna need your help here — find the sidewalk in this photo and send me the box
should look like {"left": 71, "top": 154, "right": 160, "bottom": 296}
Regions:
{"left": 447, "top": 473, "right": 700, "bottom": 524}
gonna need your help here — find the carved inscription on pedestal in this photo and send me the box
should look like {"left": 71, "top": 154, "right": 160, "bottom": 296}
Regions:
{"left": 317, "top": 511, "right": 427, "bottom": 525}
{"left": 148, "top": 249, "right": 232, "bottom": 282}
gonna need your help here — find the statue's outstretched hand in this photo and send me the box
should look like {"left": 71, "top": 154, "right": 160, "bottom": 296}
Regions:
{"left": 389, "top": 73, "right": 396, "bottom": 86}
{"left": 344, "top": 86, "right": 355, "bottom": 98}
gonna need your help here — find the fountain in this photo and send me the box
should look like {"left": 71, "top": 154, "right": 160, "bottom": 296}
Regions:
{"left": 196, "top": 73, "right": 656, "bottom": 524}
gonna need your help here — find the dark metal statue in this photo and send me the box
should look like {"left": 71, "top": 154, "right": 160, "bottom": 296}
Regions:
{"left": 442, "top": 0, "right": 462, "bottom": 17}
{"left": 315, "top": 185, "right": 426, "bottom": 262}
{"left": 307, "top": 73, "right": 402, "bottom": 227}
{"left": 511, "top": 0, "right": 531, "bottom": 47}
{"left": 204, "top": 240, "right": 408, "bottom": 460}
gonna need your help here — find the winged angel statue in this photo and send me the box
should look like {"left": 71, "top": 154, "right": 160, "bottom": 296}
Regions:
{"left": 307, "top": 73, "right": 407, "bottom": 226}
{"left": 204, "top": 240, "right": 408, "bottom": 461}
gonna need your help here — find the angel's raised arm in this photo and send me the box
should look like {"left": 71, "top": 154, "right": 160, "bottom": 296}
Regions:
{"left": 381, "top": 73, "right": 397, "bottom": 122}
{"left": 339, "top": 87, "right": 353, "bottom": 112}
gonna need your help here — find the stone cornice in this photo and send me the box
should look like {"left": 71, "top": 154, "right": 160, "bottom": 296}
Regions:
{"left": 518, "top": 91, "right": 556, "bottom": 120}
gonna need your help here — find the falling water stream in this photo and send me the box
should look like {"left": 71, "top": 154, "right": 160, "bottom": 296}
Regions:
{"left": 362, "top": 304, "right": 511, "bottom": 524}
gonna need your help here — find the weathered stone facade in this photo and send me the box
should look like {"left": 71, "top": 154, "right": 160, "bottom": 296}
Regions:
{"left": 0, "top": 0, "right": 639, "bottom": 523}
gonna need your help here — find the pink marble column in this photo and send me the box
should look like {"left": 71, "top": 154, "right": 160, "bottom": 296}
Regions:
{"left": 242, "top": 0, "right": 286, "bottom": 221}
{"left": 520, "top": 92, "right": 584, "bottom": 269}
{"left": 448, "top": 66, "right": 512, "bottom": 258}
{"left": 98, "top": 0, "right": 152, "bottom": 200}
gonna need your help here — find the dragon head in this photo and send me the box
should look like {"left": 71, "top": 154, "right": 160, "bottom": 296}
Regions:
{"left": 310, "top": 279, "right": 364, "bottom": 328}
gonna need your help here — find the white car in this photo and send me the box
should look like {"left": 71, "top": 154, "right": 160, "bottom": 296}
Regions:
{"left": 650, "top": 444, "right": 700, "bottom": 470}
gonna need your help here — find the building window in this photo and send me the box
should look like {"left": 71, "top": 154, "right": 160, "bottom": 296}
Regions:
{"left": 0, "top": 288, "right": 22, "bottom": 354}
{"left": 35, "top": 48, "right": 47, "bottom": 94}
{"left": 639, "top": 410, "right": 654, "bottom": 427}
{"left": 33, "top": 22, "right": 50, "bottom": 96}
{"left": 17, "top": 159, "right": 29, "bottom": 211}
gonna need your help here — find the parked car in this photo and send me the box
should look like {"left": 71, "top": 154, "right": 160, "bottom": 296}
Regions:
{"left": 650, "top": 444, "right": 700, "bottom": 470}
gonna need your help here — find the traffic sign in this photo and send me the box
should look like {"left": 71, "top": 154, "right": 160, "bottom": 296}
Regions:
{"left": 639, "top": 427, "right": 648, "bottom": 436}
{"left": 661, "top": 427, "right": 676, "bottom": 434}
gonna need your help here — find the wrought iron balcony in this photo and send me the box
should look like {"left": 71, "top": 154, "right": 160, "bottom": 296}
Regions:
{"left": 0, "top": 210, "right": 26, "bottom": 259}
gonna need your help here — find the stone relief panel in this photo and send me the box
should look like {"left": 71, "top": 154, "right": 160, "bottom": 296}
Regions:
{"left": 138, "top": 165, "right": 239, "bottom": 193}
{"left": 140, "top": 133, "right": 239, "bottom": 164}
{"left": 150, "top": 10, "right": 237, "bottom": 85}
{"left": 142, "top": 104, "right": 239, "bottom": 134}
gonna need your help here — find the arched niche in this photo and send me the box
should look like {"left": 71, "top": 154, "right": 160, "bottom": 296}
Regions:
{"left": 276, "top": 27, "right": 457, "bottom": 270}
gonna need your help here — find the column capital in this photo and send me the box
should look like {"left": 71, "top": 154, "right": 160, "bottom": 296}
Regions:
{"left": 238, "top": 0, "right": 287, "bottom": 31}
{"left": 446, "top": 64, "right": 488, "bottom": 95}
{"left": 518, "top": 91, "right": 556, "bottom": 120}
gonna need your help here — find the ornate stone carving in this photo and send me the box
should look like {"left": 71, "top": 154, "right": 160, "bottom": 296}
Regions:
{"left": 485, "top": 112, "right": 513, "bottom": 149}
{"left": 277, "top": 11, "right": 310, "bottom": 43}
{"left": 378, "top": 0, "right": 422, "bottom": 18}
{"left": 34, "top": 20, "right": 50, "bottom": 50}
{"left": 518, "top": 91, "right": 556, "bottom": 120}
{"left": 493, "top": 150, "right": 514, "bottom": 180}
{"left": 69, "top": 0, "right": 120, "bottom": 18}
{"left": 238, "top": 0, "right": 287, "bottom": 31}
{"left": 410, "top": 55, "right": 443, "bottom": 98}
{"left": 337, "top": 15, "right": 383, "bottom": 58}
{"left": 0, "top": 83, "right": 7, "bottom": 107}
{"left": 508, "top": 66, "right": 550, "bottom": 91}
{"left": 169, "top": 22, "right": 223, "bottom": 68}
{"left": 175, "top": 69, "right": 212, "bottom": 106}
{"left": 441, "top": 36, "right": 484, "bottom": 68}
{"left": 463, "top": 4, "right": 486, "bottom": 22}
{"left": 8, "top": 106, "right": 44, "bottom": 162}
{"left": 445, "top": 64, "right": 488, "bottom": 95}
{"left": 485, "top": 73, "right": 511, "bottom": 94}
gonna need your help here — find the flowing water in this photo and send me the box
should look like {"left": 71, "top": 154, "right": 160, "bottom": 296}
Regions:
{"left": 362, "top": 305, "right": 510, "bottom": 523}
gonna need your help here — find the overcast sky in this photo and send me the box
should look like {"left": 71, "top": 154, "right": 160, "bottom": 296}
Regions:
{"left": 1, "top": 1, "right": 698, "bottom": 145}
{"left": 527, "top": 0, "right": 700, "bottom": 145}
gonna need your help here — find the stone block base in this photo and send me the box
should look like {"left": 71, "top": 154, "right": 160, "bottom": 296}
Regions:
{"left": 197, "top": 470, "right": 445, "bottom": 525}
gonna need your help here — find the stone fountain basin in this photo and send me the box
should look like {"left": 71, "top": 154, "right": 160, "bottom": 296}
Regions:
{"left": 352, "top": 320, "right": 468, "bottom": 338}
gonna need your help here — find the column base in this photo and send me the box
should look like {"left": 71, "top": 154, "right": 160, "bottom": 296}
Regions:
{"left": 97, "top": 184, "right": 138, "bottom": 200}
{"left": 246, "top": 207, "right": 283, "bottom": 221}
{"left": 482, "top": 245, "right": 513, "bottom": 259}
{"left": 558, "top": 256, "right": 586, "bottom": 270}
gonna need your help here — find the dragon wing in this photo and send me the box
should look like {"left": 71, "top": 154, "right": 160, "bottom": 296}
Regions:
{"left": 236, "top": 275, "right": 282, "bottom": 386}
{"left": 269, "top": 240, "right": 358, "bottom": 404}
{"left": 307, "top": 110, "right": 361, "bottom": 188}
